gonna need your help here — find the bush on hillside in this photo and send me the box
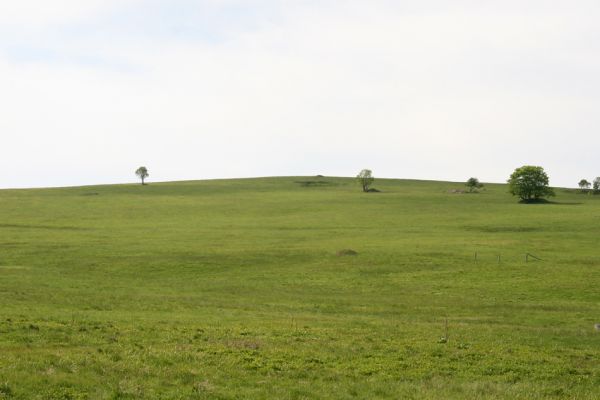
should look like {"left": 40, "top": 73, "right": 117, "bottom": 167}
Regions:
{"left": 466, "top": 177, "right": 484, "bottom": 193}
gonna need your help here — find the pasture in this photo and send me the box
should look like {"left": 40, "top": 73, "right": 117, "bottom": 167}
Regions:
{"left": 1, "top": 177, "right": 599, "bottom": 399}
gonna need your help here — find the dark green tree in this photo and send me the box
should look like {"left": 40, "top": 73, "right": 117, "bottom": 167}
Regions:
{"left": 135, "top": 166, "right": 149, "bottom": 185}
{"left": 593, "top": 177, "right": 600, "bottom": 193}
{"left": 466, "top": 177, "right": 484, "bottom": 193}
{"left": 508, "top": 166, "right": 554, "bottom": 202}
{"left": 356, "top": 169, "right": 374, "bottom": 192}
{"left": 578, "top": 179, "right": 591, "bottom": 191}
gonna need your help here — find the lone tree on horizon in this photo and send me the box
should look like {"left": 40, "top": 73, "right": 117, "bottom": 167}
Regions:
{"left": 508, "top": 165, "right": 554, "bottom": 202}
{"left": 466, "top": 177, "right": 484, "bottom": 193}
{"left": 593, "top": 177, "right": 600, "bottom": 193}
{"left": 578, "top": 179, "right": 591, "bottom": 191}
{"left": 356, "top": 169, "right": 374, "bottom": 192}
{"left": 135, "top": 166, "right": 149, "bottom": 185}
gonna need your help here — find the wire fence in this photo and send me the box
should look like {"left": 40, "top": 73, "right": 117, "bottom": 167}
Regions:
{"left": 472, "top": 252, "right": 543, "bottom": 264}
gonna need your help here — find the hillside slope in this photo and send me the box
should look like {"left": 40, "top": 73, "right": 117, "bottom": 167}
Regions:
{"left": 1, "top": 177, "right": 599, "bottom": 399}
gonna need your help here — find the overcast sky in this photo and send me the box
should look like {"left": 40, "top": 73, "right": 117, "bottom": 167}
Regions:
{"left": 1, "top": 0, "right": 599, "bottom": 188}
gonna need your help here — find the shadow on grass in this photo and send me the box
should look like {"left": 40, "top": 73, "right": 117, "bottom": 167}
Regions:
{"left": 518, "top": 199, "right": 582, "bottom": 205}
{"left": 294, "top": 180, "right": 338, "bottom": 187}
{"left": 0, "top": 223, "right": 90, "bottom": 231}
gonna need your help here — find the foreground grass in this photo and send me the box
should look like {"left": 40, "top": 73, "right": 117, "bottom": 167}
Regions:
{"left": 1, "top": 177, "right": 599, "bottom": 399}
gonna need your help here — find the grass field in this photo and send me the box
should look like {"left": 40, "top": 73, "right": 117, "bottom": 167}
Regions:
{"left": 1, "top": 176, "right": 599, "bottom": 399}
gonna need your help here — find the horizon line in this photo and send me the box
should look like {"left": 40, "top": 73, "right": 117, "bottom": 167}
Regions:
{"left": 0, "top": 175, "right": 574, "bottom": 191}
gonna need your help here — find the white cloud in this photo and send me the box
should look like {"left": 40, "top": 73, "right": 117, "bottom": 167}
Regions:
{"left": 1, "top": 1, "right": 600, "bottom": 188}
{"left": 0, "top": 1, "right": 132, "bottom": 26}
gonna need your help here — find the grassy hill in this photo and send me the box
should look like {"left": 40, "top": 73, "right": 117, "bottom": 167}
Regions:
{"left": 1, "top": 177, "right": 599, "bottom": 399}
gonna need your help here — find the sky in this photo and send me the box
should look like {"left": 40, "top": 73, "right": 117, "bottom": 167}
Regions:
{"left": 1, "top": 0, "right": 599, "bottom": 188}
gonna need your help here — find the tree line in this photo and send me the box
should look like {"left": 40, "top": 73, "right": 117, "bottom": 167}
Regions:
{"left": 578, "top": 178, "right": 600, "bottom": 193}
{"left": 133, "top": 165, "right": 598, "bottom": 203}
{"left": 357, "top": 165, "right": 600, "bottom": 203}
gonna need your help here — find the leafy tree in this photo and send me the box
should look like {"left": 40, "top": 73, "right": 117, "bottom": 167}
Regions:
{"left": 507, "top": 165, "right": 554, "bottom": 202}
{"left": 593, "top": 177, "right": 600, "bottom": 193}
{"left": 578, "top": 179, "right": 591, "bottom": 191}
{"left": 135, "top": 166, "right": 149, "bottom": 185}
{"left": 466, "top": 177, "right": 484, "bottom": 193}
{"left": 356, "top": 169, "right": 374, "bottom": 192}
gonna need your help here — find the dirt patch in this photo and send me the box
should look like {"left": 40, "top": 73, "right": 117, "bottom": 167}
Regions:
{"left": 336, "top": 249, "right": 358, "bottom": 256}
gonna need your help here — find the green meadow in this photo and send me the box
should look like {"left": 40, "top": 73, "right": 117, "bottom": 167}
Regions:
{"left": 1, "top": 177, "right": 599, "bottom": 399}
